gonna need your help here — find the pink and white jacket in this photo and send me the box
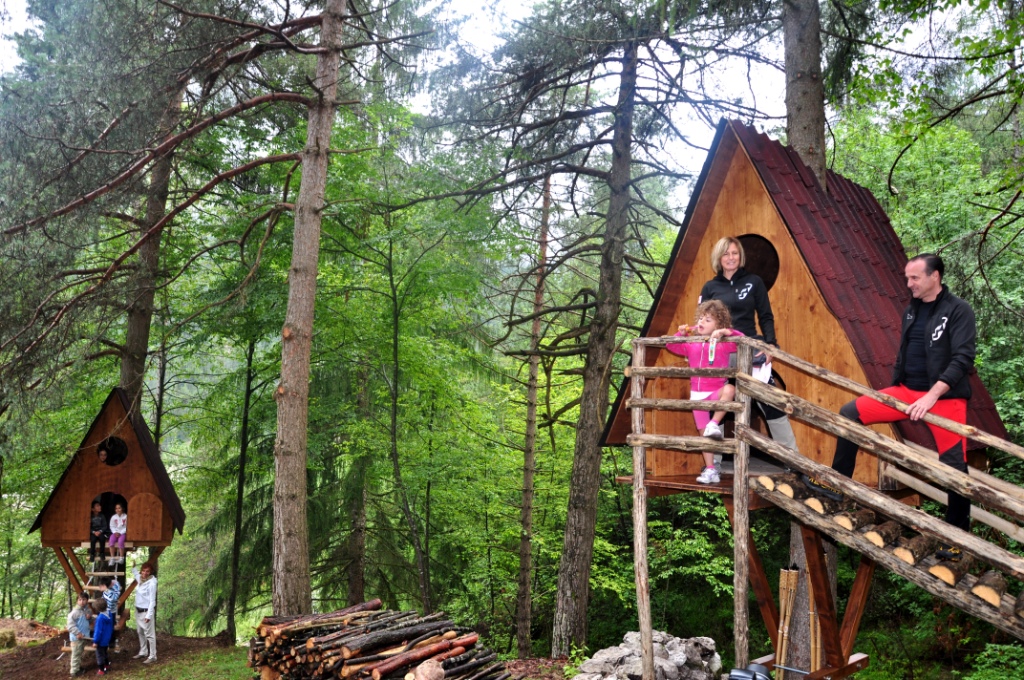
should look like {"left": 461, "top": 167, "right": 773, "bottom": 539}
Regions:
{"left": 665, "top": 329, "right": 744, "bottom": 393}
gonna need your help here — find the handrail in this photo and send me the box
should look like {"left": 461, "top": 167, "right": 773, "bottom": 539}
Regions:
{"left": 631, "top": 334, "right": 1024, "bottom": 461}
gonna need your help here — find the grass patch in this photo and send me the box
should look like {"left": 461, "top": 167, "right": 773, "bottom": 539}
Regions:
{"left": 106, "top": 646, "right": 251, "bottom": 680}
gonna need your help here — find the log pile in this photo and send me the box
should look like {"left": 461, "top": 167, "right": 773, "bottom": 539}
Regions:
{"left": 249, "top": 600, "right": 509, "bottom": 680}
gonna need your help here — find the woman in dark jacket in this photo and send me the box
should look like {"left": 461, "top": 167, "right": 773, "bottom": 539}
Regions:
{"left": 698, "top": 236, "right": 799, "bottom": 452}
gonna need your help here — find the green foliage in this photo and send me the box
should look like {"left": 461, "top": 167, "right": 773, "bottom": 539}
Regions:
{"left": 957, "top": 643, "right": 1024, "bottom": 680}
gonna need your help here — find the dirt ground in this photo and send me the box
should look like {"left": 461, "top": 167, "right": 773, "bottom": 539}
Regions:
{"left": 0, "top": 618, "right": 233, "bottom": 679}
{"left": 505, "top": 658, "right": 568, "bottom": 680}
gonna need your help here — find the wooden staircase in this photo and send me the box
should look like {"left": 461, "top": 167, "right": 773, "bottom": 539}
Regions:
{"left": 625, "top": 334, "right": 1024, "bottom": 680}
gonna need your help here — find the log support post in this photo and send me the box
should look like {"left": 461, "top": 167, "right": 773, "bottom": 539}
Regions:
{"left": 725, "top": 498, "right": 780, "bottom": 652}
{"left": 732, "top": 343, "right": 753, "bottom": 667}
{"left": 629, "top": 340, "right": 654, "bottom": 680}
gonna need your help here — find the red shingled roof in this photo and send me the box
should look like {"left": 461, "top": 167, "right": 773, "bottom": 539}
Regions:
{"left": 601, "top": 119, "right": 1007, "bottom": 449}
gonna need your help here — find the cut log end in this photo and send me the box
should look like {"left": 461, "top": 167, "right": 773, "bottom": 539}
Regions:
{"left": 834, "top": 508, "right": 876, "bottom": 532}
{"left": 892, "top": 534, "right": 936, "bottom": 566}
{"left": 863, "top": 520, "right": 901, "bottom": 548}
{"left": 929, "top": 555, "right": 974, "bottom": 586}
{"left": 805, "top": 496, "right": 844, "bottom": 515}
{"left": 971, "top": 571, "right": 1007, "bottom": 608}
{"left": 757, "top": 475, "right": 776, "bottom": 492}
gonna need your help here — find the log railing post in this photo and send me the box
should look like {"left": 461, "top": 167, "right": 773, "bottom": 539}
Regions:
{"left": 630, "top": 339, "right": 654, "bottom": 680}
{"left": 733, "top": 341, "right": 753, "bottom": 668}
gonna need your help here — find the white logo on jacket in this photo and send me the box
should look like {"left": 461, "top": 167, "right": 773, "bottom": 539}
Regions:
{"left": 932, "top": 316, "right": 948, "bottom": 341}
{"left": 737, "top": 283, "right": 754, "bottom": 300}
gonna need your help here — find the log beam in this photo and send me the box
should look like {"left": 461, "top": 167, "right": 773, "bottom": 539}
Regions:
{"left": 737, "top": 375, "right": 1024, "bottom": 523}
{"left": 626, "top": 397, "right": 744, "bottom": 412}
{"left": 751, "top": 478, "right": 1024, "bottom": 641}
{"left": 738, "top": 425, "right": 1024, "bottom": 582}
{"left": 626, "top": 433, "right": 737, "bottom": 454}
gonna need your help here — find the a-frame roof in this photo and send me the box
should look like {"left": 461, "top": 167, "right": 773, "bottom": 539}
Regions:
{"left": 602, "top": 118, "right": 1007, "bottom": 448}
{"left": 30, "top": 387, "right": 186, "bottom": 534}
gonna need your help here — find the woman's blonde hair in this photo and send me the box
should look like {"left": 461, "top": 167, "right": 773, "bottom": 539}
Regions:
{"left": 710, "top": 237, "right": 746, "bottom": 275}
{"left": 695, "top": 299, "right": 732, "bottom": 330}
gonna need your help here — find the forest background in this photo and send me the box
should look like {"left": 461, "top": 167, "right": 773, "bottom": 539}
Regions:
{"left": 1, "top": 0, "right": 1023, "bottom": 677}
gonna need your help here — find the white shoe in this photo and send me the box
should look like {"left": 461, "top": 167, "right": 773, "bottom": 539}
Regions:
{"left": 696, "top": 466, "right": 721, "bottom": 484}
{"left": 702, "top": 421, "right": 724, "bottom": 440}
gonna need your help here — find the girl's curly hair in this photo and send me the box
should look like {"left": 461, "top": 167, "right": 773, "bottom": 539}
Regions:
{"left": 694, "top": 299, "right": 732, "bottom": 331}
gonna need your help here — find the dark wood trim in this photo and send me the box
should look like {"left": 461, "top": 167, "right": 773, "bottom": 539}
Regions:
{"left": 840, "top": 557, "right": 876, "bottom": 659}
{"left": 54, "top": 548, "right": 83, "bottom": 594}
{"left": 800, "top": 526, "right": 843, "bottom": 669}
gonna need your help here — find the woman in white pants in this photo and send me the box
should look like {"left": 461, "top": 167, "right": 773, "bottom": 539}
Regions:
{"left": 132, "top": 562, "right": 158, "bottom": 663}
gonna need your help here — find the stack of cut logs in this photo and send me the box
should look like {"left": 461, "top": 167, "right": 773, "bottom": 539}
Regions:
{"left": 249, "top": 599, "right": 511, "bottom": 680}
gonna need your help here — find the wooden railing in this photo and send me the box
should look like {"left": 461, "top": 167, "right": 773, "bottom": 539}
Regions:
{"left": 626, "top": 334, "right": 1024, "bottom": 679}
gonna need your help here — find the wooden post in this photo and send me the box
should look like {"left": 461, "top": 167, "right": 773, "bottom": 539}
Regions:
{"left": 733, "top": 342, "right": 753, "bottom": 667}
{"left": 629, "top": 340, "right": 654, "bottom": 680}
{"left": 800, "top": 527, "right": 842, "bottom": 669}
{"left": 53, "top": 548, "right": 83, "bottom": 595}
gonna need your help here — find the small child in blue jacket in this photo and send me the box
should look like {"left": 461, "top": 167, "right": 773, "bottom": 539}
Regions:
{"left": 91, "top": 601, "right": 114, "bottom": 675}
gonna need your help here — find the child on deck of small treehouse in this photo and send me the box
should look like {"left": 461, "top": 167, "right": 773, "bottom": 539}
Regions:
{"left": 666, "top": 299, "right": 742, "bottom": 486}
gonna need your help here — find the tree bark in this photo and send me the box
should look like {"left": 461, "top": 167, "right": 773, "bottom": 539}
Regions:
{"left": 516, "top": 173, "right": 550, "bottom": 659}
{"left": 782, "top": 3, "right": 829, "bottom": 672}
{"left": 345, "top": 367, "right": 372, "bottom": 606}
{"left": 551, "top": 42, "right": 637, "bottom": 658}
{"left": 783, "top": 0, "right": 827, "bottom": 190}
{"left": 272, "top": 0, "right": 347, "bottom": 616}
{"left": 119, "top": 89, "right": 184, "bottom": 414}
{"left": 385, "top": 234, "right": 433, "bottom": 613}
{"left": 227, "top": 339, "right": 256, "bottom": 641}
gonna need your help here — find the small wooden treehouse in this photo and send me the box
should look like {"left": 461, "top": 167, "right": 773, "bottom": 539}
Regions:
{"left": 30, "top": 387, "right": 185, "bottom": 594}
{"left": 603, "top": 118, "right": 1007, "bottom": 489}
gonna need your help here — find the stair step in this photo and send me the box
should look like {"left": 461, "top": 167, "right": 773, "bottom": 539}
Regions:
{"left": 86, "top": 572, "right": 123, "bottom": 577}
{"left": 752, "top": 478, "right": 1024, "bottom": 641}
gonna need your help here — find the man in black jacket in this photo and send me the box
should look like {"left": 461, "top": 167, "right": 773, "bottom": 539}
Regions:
{"left": 806, "top": 254, "right": 976, "bottom": 560}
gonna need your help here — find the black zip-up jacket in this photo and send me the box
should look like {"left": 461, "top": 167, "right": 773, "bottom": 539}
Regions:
{"left": 892, "top": 285, "right": 976, "bottom": 400}
{"left": 699, "top": 268, "right": 777, "bottom": 345}
{"left": 90, "top": 513, "right": 108, "bottom": 535}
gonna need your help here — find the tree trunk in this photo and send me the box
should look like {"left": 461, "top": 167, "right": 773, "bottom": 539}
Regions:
{"left": 783, "top": 1, "right": 830, "bottom": 673}
{"left": 517, "top": 173, "right": 550, "bottom": 658}
{"left": 227, "top": 339, "right": 256, "bottom": 641}
{"left": 345, "top": 367, "right": 372, "bottom": 606}
{"left": 386, "top": 234, "right": 433, "bottom": 613}
{"left": 119, "top": 90, "right": 183, "bottom": 414}
{"left": 783, "top": 0, "right": 827, "bottom": 190}
{"left": 272, "top": 0, "right": 347, "bottom": 616}
{"left": 153, "top": 343, "right": 168, "bottom": 447}
{"left": 551, "top": 42, "right": 637, "bottom": 658}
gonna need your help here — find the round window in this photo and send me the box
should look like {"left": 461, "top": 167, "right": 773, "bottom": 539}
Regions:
{"left": 738, "top": 234, "right": 780, "bottom": 291}
{"left": 97, "top": 436, "right": 129, "bottom": 467}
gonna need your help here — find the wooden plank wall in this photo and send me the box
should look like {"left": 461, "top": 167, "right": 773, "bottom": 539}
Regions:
{"left": 645, "top": 138, "right": 894, "bottom": 484}
{"left": 40, "top": 399, "right": 171, "bottom": 547}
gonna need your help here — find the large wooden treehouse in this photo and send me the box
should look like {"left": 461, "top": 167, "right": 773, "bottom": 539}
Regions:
{"left": 30, "top": 387, "right": 185, "bottom": 608}
{"left": 602, "top": 120, "right": 1023, "bottom": 679}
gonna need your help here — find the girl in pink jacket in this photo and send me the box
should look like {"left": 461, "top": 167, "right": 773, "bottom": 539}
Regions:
{"left": 666, "top": 299, "right": 743, "bottom": 484}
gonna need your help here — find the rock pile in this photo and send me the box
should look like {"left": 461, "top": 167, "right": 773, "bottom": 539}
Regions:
{"left": 572, "top": 631, "right": 722, "bottom": 680}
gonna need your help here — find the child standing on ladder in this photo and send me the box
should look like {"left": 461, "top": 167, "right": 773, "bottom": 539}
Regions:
{"left": 107, "top": 503, "right": 127, "bottom": 565}
{"left": 88, "top": 502, "right": 107, "bottom": 564}
{"left": 666, "top": 299, "right": 743, "bottom": 485}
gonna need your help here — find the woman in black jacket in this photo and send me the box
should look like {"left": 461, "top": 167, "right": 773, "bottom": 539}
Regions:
{"left": 699, "top": 236, "right": 799, "bottom": 453}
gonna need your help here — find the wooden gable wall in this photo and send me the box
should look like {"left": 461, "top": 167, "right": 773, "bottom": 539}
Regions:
{"left": 39, "top": 397, "right": 173, "bottom": 548}
{"left": 639, "top": 132, "right": 892, "bottom": 486}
